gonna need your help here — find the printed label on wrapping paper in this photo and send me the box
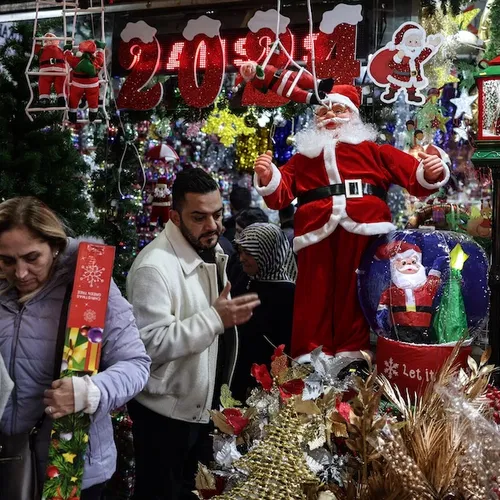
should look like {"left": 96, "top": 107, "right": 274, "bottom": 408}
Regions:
{"left": 376, "top": 336, "right": 471, "bottom": 397}
{"left": 62, "top": 243, "right": 115, "bottom": 376}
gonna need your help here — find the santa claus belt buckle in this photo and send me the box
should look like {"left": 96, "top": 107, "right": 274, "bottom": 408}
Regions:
{"left": 49, "top": 58, "right": 57, "bottom": 64}
{"left": 345, "top": 179, "right": 363, "bottom": 199}
{"left": 411, "top": 71, "right": 417, "bottom": 76}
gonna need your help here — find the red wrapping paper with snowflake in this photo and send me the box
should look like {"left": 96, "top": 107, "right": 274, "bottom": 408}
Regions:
{"left": 357, "top": 230, "right": 489, "bottom": 397}
{"left": 42, "top": 243, "right": 115, "bottom": 500}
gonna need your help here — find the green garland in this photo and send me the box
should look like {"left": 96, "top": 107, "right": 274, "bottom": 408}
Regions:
{"left": 485, "top": 0, "right": 500, "bottom": 60}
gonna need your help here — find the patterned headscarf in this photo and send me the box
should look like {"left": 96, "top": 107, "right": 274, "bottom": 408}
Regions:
{"left": 235, "top": 223, "right": 297, "bottom": 283}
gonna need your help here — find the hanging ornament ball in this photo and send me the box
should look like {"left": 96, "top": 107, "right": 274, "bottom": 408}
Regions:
{"left": 286, "top": 135, "right": 295, "bottom": 146}
{"left": 357, "top": 230, "right": 489, "bottom": 342}
{"left": 79, "top": 325, "right": 91, "bottom": 337}
{"left": 88, "top": 327, "right": 103, "bottom": 344}
{"left": 47, "top": 465, "right": 60, "bottom": 479}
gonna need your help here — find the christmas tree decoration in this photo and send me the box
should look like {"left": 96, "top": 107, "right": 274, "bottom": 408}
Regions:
{"left": 235, "top": 127, "right": 270, "bottom": 172}
{"left": 432, "top": 243, "right": 470, "bottom": 343}
{"left": 214, "top": 402, "right": 319, "bottom": 500}
{"left": 367, "top": 22, "right": 443, "bottom": 105}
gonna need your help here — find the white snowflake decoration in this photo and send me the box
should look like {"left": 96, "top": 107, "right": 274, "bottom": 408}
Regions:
{"left": 384, "top": 357, "right": 399, "bottom": 379}
{"left": 80, "top": 257, "right": 105, "bottom": 288}
{"left": 83, "top": 309, "right": 97, "bottom": 323}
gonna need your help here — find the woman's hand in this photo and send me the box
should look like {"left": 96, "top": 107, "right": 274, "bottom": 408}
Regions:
{"left": 43, "top": 378, "right": 75, "bottom": 419}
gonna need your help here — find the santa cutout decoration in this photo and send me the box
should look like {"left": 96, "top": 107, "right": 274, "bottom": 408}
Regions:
{"left": 150, "top": 176, "right": 173, "bottom": 228}
{"left": 64, "top": 39, "right": 105, "bottom": 123}
{"left": 367, "top": 22, "right": 443, "bottom": 105}
{"left": 36, "top": 33, "right": 67, "bottom": 108}
{"left": 375, "top": 241, "right": 444, "bottom": 344}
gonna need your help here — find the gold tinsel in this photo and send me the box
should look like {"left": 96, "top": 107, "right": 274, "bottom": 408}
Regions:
{"left": 214, "top": 402, "right": 319, "bottom": 500}
{"left": 235, "top": 127, "right": 271, "bottom": 172}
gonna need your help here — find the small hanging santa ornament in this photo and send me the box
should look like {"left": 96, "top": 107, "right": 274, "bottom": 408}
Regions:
{"left": 150, "top": 176, "right": 172, "bottom": 228}
{"left": 36, "top": 33, "right": 67, "bottom": 108}
{"left": 64, "top": 39, "right": 105, "bottom": 123}
{"left": 375, "top": 241, "right": 446, "bottom": 344}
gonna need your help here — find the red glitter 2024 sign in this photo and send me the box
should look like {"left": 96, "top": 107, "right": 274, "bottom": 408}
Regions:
{"left": 116, "top": 5, "right": 363, "bottom": 110}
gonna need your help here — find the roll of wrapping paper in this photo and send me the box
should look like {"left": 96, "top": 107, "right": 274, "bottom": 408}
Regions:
{"left": 432, "top": 244, "right": 469, "bottom": 344}
{"left": 42, "top": 243, "right": 115, "bottom": 500}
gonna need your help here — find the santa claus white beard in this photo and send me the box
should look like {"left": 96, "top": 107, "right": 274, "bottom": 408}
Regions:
{"left": 399, "top": 44, "right": 419, "bottom": 60}
{"left": 390, "top": 262, "right": 427, "bottom": 289}
{"left": 295, "top": 114, "right": 378, "bottom": 158}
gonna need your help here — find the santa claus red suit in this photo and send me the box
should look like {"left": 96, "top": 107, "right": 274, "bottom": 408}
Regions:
{"left": 376, "top": 242, "right": 441, "bottom": 343}
{"left": 36, "top": 33, "right": 66, "bottom": 107}
{"left": 235, "top": 61, "right": 334, "bottom": 105}
{"left": 64, "top": 39, "right": 105, "bottom": 123}
{"left": 254, "top": 85, "right": 450, "bottom": 361}
{"left": 150, "top": 176, "right": 172, "bottom": 228}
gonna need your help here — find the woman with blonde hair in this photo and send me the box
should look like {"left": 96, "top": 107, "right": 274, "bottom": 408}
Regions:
{"left": 0, "top": 197, "right": 150, "bottom": 500}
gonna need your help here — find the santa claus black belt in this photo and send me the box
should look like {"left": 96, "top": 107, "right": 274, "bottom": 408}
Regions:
{"left": 260, "top": 68, "right": 284, "bottom": 94}
{"left": 41, "top": 58, "right": 65, "bottom": 65}
{"left": 391, "top": 306, "right": 433, "bottom": 314}
{"left": 297, "top": 181, "right": 387, "bottom": 206}
{"left": 393, "top": 70, "right": 418, "bottom": 77}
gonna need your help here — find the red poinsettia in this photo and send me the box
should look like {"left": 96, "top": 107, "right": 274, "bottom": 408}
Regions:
{"left": 271, "top": 344, "right": 286, "bottom": 361}
{"left": 222, "top": 408, "right": 249, "bottom": 435}
{"left": 279, "top": 379, "right": 305, "bottom": 400}
{"left": 251, "top": 363, "right": 273, "bottom": 391}
{"left": 336, "top": 400, "right": 352, "bottom": 422}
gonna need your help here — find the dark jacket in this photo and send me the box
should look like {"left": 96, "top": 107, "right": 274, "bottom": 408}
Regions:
{"left": 230, "top": 280, "right": 295, "bottom": 402}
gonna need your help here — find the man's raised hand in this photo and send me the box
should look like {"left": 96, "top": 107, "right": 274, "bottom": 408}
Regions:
{"left": 213, "top": 282, "right": 261, "bottom": 328}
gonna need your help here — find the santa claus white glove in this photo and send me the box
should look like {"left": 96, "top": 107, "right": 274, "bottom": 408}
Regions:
{"left": 72, "top": 375, "right": 101, "bottom": 414}
{"left": 427, "top": 34, "right": 444, "bottom": 48}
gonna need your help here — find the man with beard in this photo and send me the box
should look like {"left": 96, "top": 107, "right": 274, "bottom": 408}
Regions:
{"left": 253, "top": 84, "right": 450, "bottom": 374}
{"left": 376, "top": 241, "right": 443, "bottom": 344}
{"left": 127, "top": 168, "right": 260, "bottom": 499}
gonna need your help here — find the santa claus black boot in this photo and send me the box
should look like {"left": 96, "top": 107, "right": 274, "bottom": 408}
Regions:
{"left": 89, "top": 111, "right": 98, "bottom": 122}
{"left": 381, "top": 87, "right": 398, "bottom": 102}
{"left": 318, "top": 78, "right": 335, "bottom": 94}
{"left": 39, "top": 97, "right": 49, "bottom": 108}
{"left": 57, "top": 96, "right": 66, "bottom": 107}
{"left": 68, "top": 111, "right": 77, "bottom": 124}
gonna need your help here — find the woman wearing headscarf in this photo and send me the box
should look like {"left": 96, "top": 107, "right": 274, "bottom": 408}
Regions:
{"left": 231, "top": 223, "right": 297, "bottom": 401}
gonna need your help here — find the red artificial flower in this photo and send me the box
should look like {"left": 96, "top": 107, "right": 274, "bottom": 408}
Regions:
{"left": 271, "top": 344, "right": 286, "bottom": 361}
{"left": 222, "top": 408, "right": 249, "bottom": 435}
{"left": 336, "top": 401, "right": 352, "bottom": 422}
{"left": 279, "top": 378, "right": 305, "bottom": 400}
{"left": 251, "top": 363, "right": 273, "bottom": 391}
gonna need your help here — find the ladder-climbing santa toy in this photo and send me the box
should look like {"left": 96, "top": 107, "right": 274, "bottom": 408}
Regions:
{"left": 25, "top": 0, "right": 109, "bottom": 127}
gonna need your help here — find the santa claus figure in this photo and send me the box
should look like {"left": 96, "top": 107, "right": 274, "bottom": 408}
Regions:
{"left": 368, "top": 22, "right": 443, "bottom": 105}
{"left": 253, "top": 84, "right": 450, "bottom": 373}
{"left": 64, "top": 39, "right": 105, "bottom": 123}
{"left": 376, "top": 241, "right": 444, "bottom": 344}
{"left": 36, "top": 33, "right": 67, "bottom": 108}
{"left": 234, "top": 61, "right": 334, "bottom": 105}
{"left": 150, "top": 176, "right": 172, "bottom": 228}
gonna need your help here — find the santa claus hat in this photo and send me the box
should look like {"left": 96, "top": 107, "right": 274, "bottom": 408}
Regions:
{"left": 147, "top": 144, "right": 179, "bottom": 163}
{"left": 156, "top": 176, "right": 168, "bottom": 187}
{"left": 322, "top": 85, "right": 361, "bottom": 114}
{"left": 78, "top": 40, "right": 97, "bottom": 54}
{"left": 391, "top": 22, "right": 425, "bottom": 47}
{"left": 375, "top": 241, "right": 422, "bottom": 261}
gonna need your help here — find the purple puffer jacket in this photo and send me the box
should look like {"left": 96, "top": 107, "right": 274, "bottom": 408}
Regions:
{"left": 0, "top": 238, "right": 151, "bottom": 489}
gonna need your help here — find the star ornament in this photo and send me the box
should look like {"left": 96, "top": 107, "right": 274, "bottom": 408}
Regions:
{"left": 450, "top": 89, "right": 477, "bottom": 119}
{"left": 454, "top": 123, "right": 470, "bottom": 141}
{"left": 431, "top": 113, "right": 450, "bottom": 132}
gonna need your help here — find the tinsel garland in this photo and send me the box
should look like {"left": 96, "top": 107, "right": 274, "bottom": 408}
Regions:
{"left": 202, "top": 105, "right": 255, "bottom": 147}
{"left": 235, "top": 127, "right": 270, "bottom": 172}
